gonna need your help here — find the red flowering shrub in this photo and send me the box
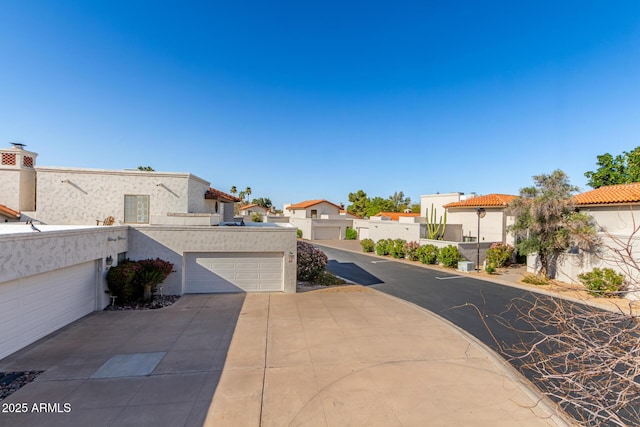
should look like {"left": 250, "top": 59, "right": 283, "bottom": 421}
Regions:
{"left": 297, "top": 241, "right": 328, "bottom": 282}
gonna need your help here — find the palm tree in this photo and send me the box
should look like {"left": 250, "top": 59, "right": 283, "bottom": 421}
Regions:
{"left": 244, "top": 186, "right": 252, "bottom": 202}
{"left": 230, "top": 186, "right": 237, "bottom": 197}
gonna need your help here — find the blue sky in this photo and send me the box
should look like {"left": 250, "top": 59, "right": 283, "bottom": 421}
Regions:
{"left": 2, "top": 1, "right": 639, "bottom": 209}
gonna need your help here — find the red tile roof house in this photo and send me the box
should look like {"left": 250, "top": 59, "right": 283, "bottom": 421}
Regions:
{"left": 284, "top": 199, "right": 354, "bottom": 240}
{"left": 239, "top": 203, "right": 270, "bottom": 220}
{"left": 0, "top": 143, "right": 297, "bottom": 360}
{"left": 530, "top": 182, "right": 640, "bottom": 298}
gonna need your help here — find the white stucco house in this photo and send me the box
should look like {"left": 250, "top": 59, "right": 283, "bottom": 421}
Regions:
{"left": 284, "top": 199, "right": 353, "bottom": 240}
{"left": 530, "top": 183, "right": 640, "bottom": 295}
{"left": 443, "top": 194, "right": 517, "bottom": 246}
{"left": 0, "top": 143, "right": 297, "bottom": 360}
{"left": 239, "top": 203, "right": 270, "bottom": 220}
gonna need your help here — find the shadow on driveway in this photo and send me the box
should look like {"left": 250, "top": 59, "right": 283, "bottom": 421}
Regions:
{"left": 327, "top": 260, "right": 384, "bottom": 286}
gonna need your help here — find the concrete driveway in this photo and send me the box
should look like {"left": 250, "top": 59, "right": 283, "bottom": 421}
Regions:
{"left": 0, "top": 292, "right": 569, "bottom": 426}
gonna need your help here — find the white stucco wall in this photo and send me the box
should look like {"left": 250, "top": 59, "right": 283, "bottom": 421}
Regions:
{"left": 420, "top": 193, "right": 463, "bottom": 217}
{"left": 445, "top": 208, "right": 514, "bottom": 246}
{"left": 32, "top": 167, "right": 211, "bottom": 225}
{"left": 0, "top": 225, "right": 128, "bottom": 309}
{"left": 127, "top": 226, "right": 297, "bottom": 294}
{"left": 353, "top": 218, "right": 423, "bottom": 242}
{"left": 0, "top": 147, "right": 38, "bottom": 212}
{"left": 288, "top": 202, "right": 341, "bottom": 219}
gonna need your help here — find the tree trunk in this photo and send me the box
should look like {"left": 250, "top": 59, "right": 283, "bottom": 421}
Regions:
{"left": 144, "top": 284, "right": 152, "bottom": 301}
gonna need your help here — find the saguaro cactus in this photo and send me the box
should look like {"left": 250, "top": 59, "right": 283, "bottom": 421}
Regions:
{"left": 426, "top": 203, "right": 447, "bottom": 240}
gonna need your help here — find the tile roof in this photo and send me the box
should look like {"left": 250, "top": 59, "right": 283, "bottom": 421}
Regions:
{"left": 239, "top": 203, "right": 268, "bottom": 211}
{"left": 373, "top": 212, "right": 420, "bottom": 221}
{"left": 286, "top": 199, "right": 343, "bottom": 210}
{"left": 573, "top": 182, "right": 640, "bottom": 206}
{"left": 205, "top": 187, "right": 241, "bottom": 202}
{"left": 443, "top": 194, "right": 517, "bottom": 208}
{"left": 340, "top": 209, "right": 363, "bottom": 219}
{"left": 0, "top": 204, "right": 20, "bottom": 218}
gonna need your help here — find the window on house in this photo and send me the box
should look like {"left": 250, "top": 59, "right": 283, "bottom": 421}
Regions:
{"left": 311, "top": 209, "right": 318, "bottom": 219}
{"left": 124, "top": 195, "right": 149, "bottom": 223}
{"left": 117, "top": 252, "right": 127, "bottom": 264}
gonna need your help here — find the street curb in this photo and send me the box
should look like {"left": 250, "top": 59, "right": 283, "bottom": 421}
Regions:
{"left": 373, "top": 289, "right": 574, "bottom": 427}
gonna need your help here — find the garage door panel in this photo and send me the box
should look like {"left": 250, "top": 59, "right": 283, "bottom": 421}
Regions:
{"left": 0, "top": 261, "right": 97, "bottom": 360}
{"left": 185, "top": 252, "right": 284, "bottom": 293}
{"left": 314, "top": 227, "right": 340, "bottom": 240}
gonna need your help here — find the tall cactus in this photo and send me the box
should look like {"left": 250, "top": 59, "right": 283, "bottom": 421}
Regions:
{"left": 426, "top": 203, "right": 447, "bottom": 240}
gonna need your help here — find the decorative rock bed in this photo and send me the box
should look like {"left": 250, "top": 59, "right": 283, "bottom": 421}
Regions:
{"left": 0, "top": 371, "right": 43, "bottom": 401}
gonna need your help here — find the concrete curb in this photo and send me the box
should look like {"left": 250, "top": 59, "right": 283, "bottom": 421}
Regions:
{"left": 373, "top": 289, "right": 574, "bottom": 427}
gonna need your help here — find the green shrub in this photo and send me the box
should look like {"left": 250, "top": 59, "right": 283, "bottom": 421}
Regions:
{"left": 345, "top": 228, "right": 358, "bottom": 240}
{"left": 416, "top": 244, "right": 438, "bottom": 264}
{"left": 485, "top": 243, "right": 515, "bottom": 268}
{"left": 438, "top": 245, "right": 462, "bottom": 268}
{"left": 578, "top": 268, "right": 625, "bottom": 298}
{"left": 297, "top": 241, "right": 328, "bottom": 281}
{"left": 297, "top": 229, "right": 302, "bottom": 238}
{"left": 375, "top": 239, "right": 392, "bottom": 256}
{"left": 251, "top": 212, "right": 263, "bottom": 222}
{"left": 106, "top": 261, "right": 139, "bottom": 304}
{"left": 521, "top": 274, "right": 550, "bottom": 286}
{"left": 389, "top": 239, "right": 406, "bottom": 259}
{"left": 361, "top": 238, "right": 375, "bottom": 253}
{"left": 485, "top": 262, "right": 496, "bottom": 274}
{"left": 403, "top": 241, "right": 420, "bottom": 261}
{"left": 107, "top": 258, "right": 173, "bottom": 303}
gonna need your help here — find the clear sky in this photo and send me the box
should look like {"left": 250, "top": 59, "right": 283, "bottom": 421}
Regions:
{"left": 2, "top": 1, "right": 639, "bottom": 209}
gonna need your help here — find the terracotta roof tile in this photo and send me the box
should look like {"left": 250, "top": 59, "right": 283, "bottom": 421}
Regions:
{"left": 0, "top": 204, "right": 20, "bottom": 218}
{"left": 239, "top": 203, "right": 269, "bottom": 211}
{"left": 573, "top": 182, "right": 640, "bottom": 205}
{"left": 443, "top": 194, "right": 517, "bottom": 208}
{"left": 373, "top": 212, "right": 420, "bottom": 221}
{"left": 205, "top": 187, "right": 241, "bottom": 202}
{"left": 287, "top": 199, "right": 342, "bottom": 210}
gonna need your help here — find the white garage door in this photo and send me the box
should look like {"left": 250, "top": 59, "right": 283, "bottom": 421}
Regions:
{"left": 185, "top": 252, "right": 283, "bottom": 293}
{"left": 358, "top": 227, "right": 370, "bottom": 240}
{"left": 314, "top": 227, "right": 340, "bottom": 240}
{"left": 0, "top": 261, "right": 97, "bottom": 360}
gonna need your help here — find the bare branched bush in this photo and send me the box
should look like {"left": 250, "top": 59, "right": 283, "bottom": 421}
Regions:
{"left": 495, "top": 296, "right": 640, "bottom": 426}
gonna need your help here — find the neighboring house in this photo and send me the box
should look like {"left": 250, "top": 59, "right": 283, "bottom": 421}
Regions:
{"left": 531, "top": 183, "right": 640, "bottom": 294}
{"left": 372, "top": 212, "right": 420, "bottom": 221}
{"left": 285, "top": 199, "right": 353, "bottom": 240}
{"left": 0, "top": 144, "right": 297, "bottom": 360}
{"left": 239, "top": 203, "right": 270, "bottom": 220}
{"left": 443, "top": 194, "right": 517, "bottom": 246}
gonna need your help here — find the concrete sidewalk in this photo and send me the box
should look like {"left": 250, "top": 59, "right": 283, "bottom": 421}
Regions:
{"left": 0, "top": 291, "right": 569, "bottom": 426}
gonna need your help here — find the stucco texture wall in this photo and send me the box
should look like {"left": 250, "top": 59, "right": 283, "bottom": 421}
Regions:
{"left": 127, "top": 226, "right": 297, "bottom": 294}
{"left": 33, "top": 168, "right": 210, "bottom": 225}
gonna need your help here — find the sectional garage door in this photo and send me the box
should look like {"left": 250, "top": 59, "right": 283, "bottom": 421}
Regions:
{"left": 0, "top": 261, "right": 97, "bottom": 360}
{"left": 314, "top": 227, "right": 340, "bottom": 240}
{"left": 184, "top": 252, "right": 284, "bottom": 293}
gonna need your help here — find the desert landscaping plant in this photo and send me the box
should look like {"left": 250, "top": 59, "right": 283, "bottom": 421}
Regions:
{"left": 578, "top": 268, "right": 625, "bottom": 297}
{"left": 345, "top": 227, "right": 358, "bottom": 240}
{"left": 389, "top": 239, "right": 406, "bottom": 259}
{"left": 485, "top": 243, "right": 515, "bottom": 268}
{"left": 107, "top": 258, "right": 173, "bottom": 303}
{"left": 437, "top": 245, "right": 462, "bottom": 268}
{"left": 375, "top": 239, "right": 392, "bottom": 256}
{"left": 251, "top": 212, "right": 263, "bottom": 222}
{"left": 415, "top": 244, "right": 438, "bottom": 264}
{"left": 425, "top": 203, "right": 447, "bottom": 239}
{"left": 403, "top": 241, "right": 420, "bottom": 261}
{"left": 296, "top": 240, "right": 328, "bottom": 282}
{"left": 297, "top": 229, "right": 302, "bottom": 238}
{"left": 361, "top": 238, "right": 375, "bottom": 252}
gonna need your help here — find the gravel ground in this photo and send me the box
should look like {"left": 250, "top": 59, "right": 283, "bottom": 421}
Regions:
{"left": 103, "top": 295, "right": 181, "bottom": 311}
{"left": 0, "top": 371, "right": 43, "bottom": 401}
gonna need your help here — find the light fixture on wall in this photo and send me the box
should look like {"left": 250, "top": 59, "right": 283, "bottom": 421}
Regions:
{"left": 288, "top": 252, "right": 294, "bottom": 263}
{"left": 107, "top": 237, "right": 117, "bottom": 241}
{"left": 106, "top": 256, "right": 113, "bottom": 266}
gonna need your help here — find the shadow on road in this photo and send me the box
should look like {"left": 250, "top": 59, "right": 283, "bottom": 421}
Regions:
{"left": 327, "top": 259, "right": 384, "bottom": 286}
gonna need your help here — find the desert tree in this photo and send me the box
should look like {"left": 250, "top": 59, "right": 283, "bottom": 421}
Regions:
{"left": 507, "top": 170, "right": 596, "bottom": 278}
